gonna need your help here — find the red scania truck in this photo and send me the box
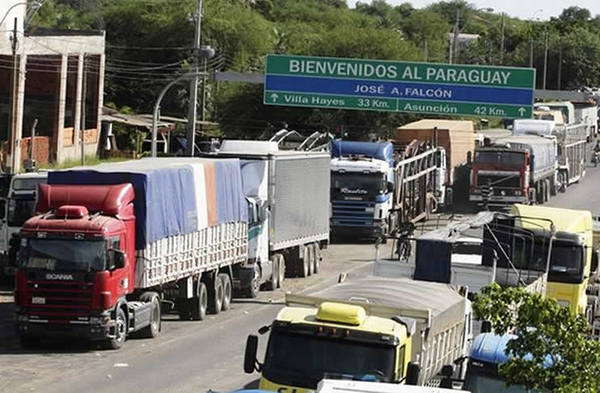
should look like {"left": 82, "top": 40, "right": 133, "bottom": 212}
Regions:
{"left": 14, "top": 158, "right": 248, "bottom": 349}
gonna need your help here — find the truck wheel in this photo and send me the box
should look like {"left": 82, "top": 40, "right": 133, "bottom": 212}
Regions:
{"left": 245, "top": 264, "right": 261, "bottom": 298}
{"left": 265, "top": 257, "right": 279, "bottom": 291}
{"left": 298, "top": 246, "right": 310, "bottom": 278}
{"left": 208, "top": 275, "right": 224, "bottom": 315}
{"left": 219, "top": 273, "right": 232, "bottom": 311}
{"left": 19, "top": 335, "right": 40, "bottom": 349}
{"left": 177, "top": 299, "right": 191, "bottom": 320}
{"left": 312, "top": 244, "right": 320, "bottom": 274}
{"left": 139, "top": 292, "right": 161, "bottom": 338}
{"left": 276, "top": 254, "right": 285, "bottom": 288}
{"left": 191, "top": 282, "right": 208, "bottom": 321}
{"left": 105, "top": 307, "right": 127, "bottom": 350}
{"left": 307, "top": 245, "right": 315, "bottom": 276}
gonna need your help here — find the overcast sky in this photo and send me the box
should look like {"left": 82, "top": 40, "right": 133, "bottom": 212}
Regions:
{"left": 348, "top": 0, "right": 600, "bottom": 20}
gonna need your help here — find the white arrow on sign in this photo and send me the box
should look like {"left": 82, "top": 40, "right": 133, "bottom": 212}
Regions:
{"left": 270, "top": 93, "right": 279, "bottom": 102}
{"left": 518, "top": 107, "right": 526, "bottom": 116}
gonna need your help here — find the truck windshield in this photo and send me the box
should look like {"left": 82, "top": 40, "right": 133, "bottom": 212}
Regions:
{"left": 548, "top": 242, "right": 584, "bottom": 284}
{"left": 20, "top": 239, "right": 106, "bottom": 272}
{"left": 331, "top": 172, "right": 386, "bottom": 200}
{"left": 7, "top": 198, "right": 36, "bottom": 226}
{"left": 475, "top": 151, "right": 525, "bottom": 167}
{"left": 263, "top": 330, "right": 395, "bottom": 389}
{"left": 465, "top": 373, "right": 540, "bottom": 393}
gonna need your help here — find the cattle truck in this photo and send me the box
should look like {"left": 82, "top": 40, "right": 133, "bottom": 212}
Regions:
{"left": 330, "top": 140, "right": 445, "bottom": 239}
{"left": 243, "top": 274, "right": 472, "bottom": 391}
{"left": 396, "top": 119, "right": 475, "bottom": 207}
{"left": 210, "top": 140, "right": 330, "bottom": 293}
{"left": 469, "top": 135, "right": 557, "bottom": 205}
{"left": 14, "top": 158, "right": 248, "bottom": 349}
{"left": 0, "top": 172, "right": 47, "bottom": 278}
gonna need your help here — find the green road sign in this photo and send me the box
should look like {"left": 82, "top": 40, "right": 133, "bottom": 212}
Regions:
{"left": 264, "top": 54, "right": 535, "bottom": 118}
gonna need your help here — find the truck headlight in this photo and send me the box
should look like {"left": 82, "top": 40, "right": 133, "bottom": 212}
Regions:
{"left": 514, "top": 190, "right": 522, "bottom": 196}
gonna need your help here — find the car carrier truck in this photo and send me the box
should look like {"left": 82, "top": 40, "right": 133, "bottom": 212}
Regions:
{"left": 330, "top": 140, "right": 445, "bottom": 239}
{"left": 14, "top": 158, "right": 248, "bottom": 349}
{"left": 469, "top": 135, "right": 557, "bottom": 205}
{"left": 243, "top": 273, "right": 472, "bottom": 391}
{"left": 210, "top": 140, "right": 330, "bottom": 293}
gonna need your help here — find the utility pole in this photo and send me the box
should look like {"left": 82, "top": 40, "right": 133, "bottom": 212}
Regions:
{"left": 8, "top": 17, "right": 19, "bottom": 173}
{"left": 557, "top": 42, "right": 562, "bottom": 90}
{"left": 542, "top": 30, "right": 548, "bottom": 90}
{"left": 186, "top": 0, "right": 203, "bottom": 157}
{"left": 449, "top": 7, "right": 460, "bottom": 64}
{"left": 499, "top": 13, "right": 505, "bottom": 65}
{"left": 529, "top": 36, "right": 534, "bottom": 68}
{"left": 80, "top": 55, "right": 87, "bottom": 165}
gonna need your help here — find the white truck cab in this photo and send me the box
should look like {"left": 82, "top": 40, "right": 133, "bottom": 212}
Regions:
{"left": 0, "top": 171, "right": 48, "bottom": 276}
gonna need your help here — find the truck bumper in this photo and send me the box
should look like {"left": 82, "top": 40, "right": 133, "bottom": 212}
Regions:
{"left": 331, "top": 219, "right": 385, "bottom": 236}
{"left": 15, "top": 312, "right": 112, "bottom": 341}
{"left": 470, "top": 195, "right": 528, "bottom": 204}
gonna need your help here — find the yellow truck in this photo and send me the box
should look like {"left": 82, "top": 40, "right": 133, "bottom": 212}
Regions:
{"left": 507, "top": 204, "right": 596, "bottom": 316}
{"left": 243, "top": 275, "right": 472, "bottom": 391}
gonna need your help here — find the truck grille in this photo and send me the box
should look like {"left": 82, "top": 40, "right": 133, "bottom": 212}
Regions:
{"left": 26, "top": 280, "right": 94, "bottom": 316}
{"left": 477, "top": 174, "right": 521, "bottom": 188}
{"left": 332, "top": 200, "right": 375, "bottom": 227}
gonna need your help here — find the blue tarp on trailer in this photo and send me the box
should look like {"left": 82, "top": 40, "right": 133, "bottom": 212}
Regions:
{"left": 47, "top": 158, "right": 247, "bottom": 249}
{"left": 330, "top": 140, "right": 394, "bottom": 167}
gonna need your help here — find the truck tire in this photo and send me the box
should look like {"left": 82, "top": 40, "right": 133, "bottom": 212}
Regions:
{"left": 178, "top": 299, "right": 191, "bottom": 320}
{"left": 312, "top": 243, "right": 320, "bottom": 274}
{"left": 245, "top": 264, "right": 261, "bottom": 298}
{"left": 191, "top": 282, "right": 208, "bottom": 321}
{"left": 219, "top": 273, "right": 232, "bottom": 311}
{"left": 19, "top": 335, "right": 40, "bottom": 349}
{"left": 105, "top": 307, "right": 127, "bottom": 350}
{"left": 307, "top": 245, "right": 315, "bottom": 276}
{"left": 276, "top": 254, "right": 285, "bottom": 288}
{"left": 208, "top": 275, "right": 224, "bottom": 315}
{"left": 299, "top": 246, "right": 309, "bottom": 278}
{"left": 139, "top": 292, "right": 161, "bottom": 338}
{"left": 265, "top": 257, "right": 279, "bottom": 291}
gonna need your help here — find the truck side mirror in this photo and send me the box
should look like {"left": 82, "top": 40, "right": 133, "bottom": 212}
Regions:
{"left": 481, "top": 320, "right": 493, "bottom": 333}
{"left": 108, "top": 249, "right": 126, "bottom": 270}
{"left": 244, "top": 334, "right": 259, "bottom": 373}
{"left": 386, "top": 182, "right": 394, "bottom": 193}
{"left": 405, "top": 362, "right": 420, "bottom": 385}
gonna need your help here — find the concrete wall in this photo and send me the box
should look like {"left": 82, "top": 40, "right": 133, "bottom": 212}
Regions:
{"left": 0, "top": 30, "right": 105, "bottom": 171}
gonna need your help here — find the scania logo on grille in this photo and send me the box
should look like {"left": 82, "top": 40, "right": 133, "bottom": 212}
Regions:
{"left": 46, "top": 273, "right": 74, "bottom": 280}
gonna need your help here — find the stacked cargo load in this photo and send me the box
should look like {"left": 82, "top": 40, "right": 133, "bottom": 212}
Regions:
{"left": 47, "top": 158, "right": 248, "bottom": 287}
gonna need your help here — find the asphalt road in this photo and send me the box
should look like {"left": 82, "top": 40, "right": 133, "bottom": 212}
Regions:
{"left": 0, "top": 241, "right": 396, "bottom": 393}
{"left": 1, "top": 163, "right": 598, "bottom": 393}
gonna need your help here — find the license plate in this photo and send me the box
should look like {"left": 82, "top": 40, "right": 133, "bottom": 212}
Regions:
{"left": 31, "top": 297, "right": 46, "bottom": 305}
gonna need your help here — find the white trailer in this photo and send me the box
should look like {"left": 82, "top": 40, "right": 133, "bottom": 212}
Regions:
{"left": 213, "top": 140, "right": 330, "bottom": 297}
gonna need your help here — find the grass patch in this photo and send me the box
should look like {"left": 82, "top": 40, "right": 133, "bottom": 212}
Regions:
{"left": 40, "top": 156, "right": 130, "bottom": 170}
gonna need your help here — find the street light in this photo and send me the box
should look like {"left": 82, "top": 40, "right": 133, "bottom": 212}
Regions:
{"left": 0, "top": 1, "right": 41, "bottom": 28}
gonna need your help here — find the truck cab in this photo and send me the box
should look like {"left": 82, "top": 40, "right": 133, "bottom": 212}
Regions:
{"left": 244, "top": 275, "right": 471, "bottom": 391}
{"left": 15, "top": 183, "right": 138, "bottom": 347}
{"left": 464, "top": 333, "right": 544, "bottom": 393}
{"left": 330, "top": 140, "right": 395, "bottom": 238}
{"left": 0, "top": 172, "right": 47, "bottom": 277}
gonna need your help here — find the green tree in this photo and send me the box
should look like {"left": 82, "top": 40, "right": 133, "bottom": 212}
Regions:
{"left": 474, "top": 284, "right": 600, "bottom": 393}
